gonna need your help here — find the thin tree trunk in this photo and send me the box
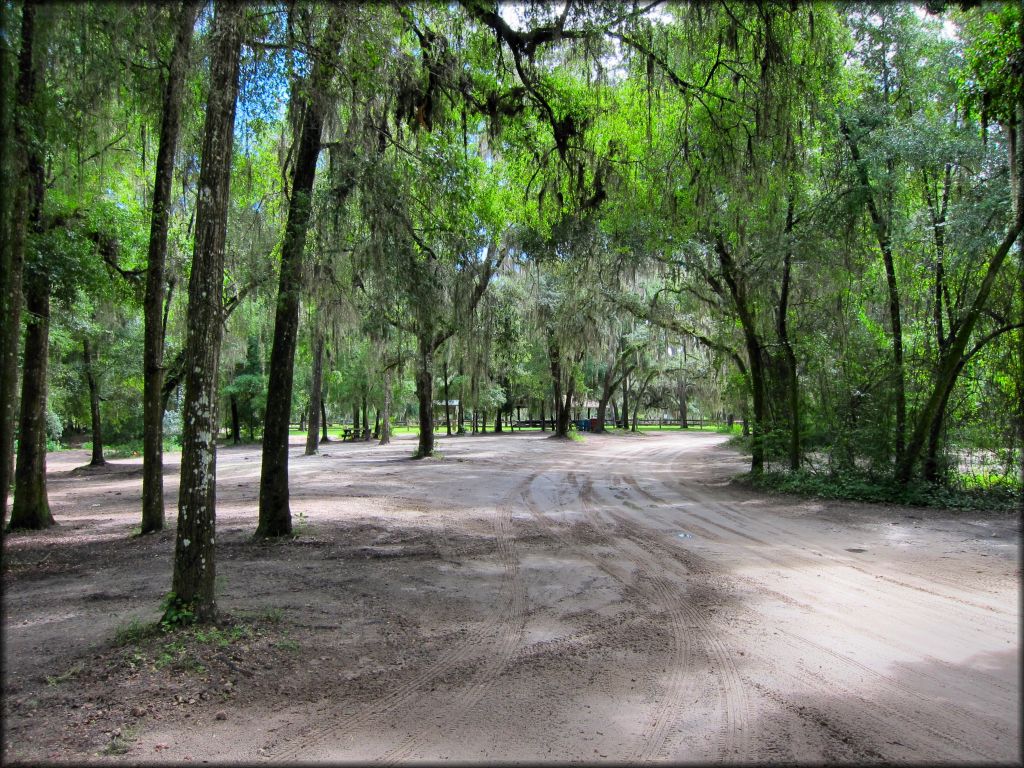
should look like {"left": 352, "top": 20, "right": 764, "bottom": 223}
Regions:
{"left": 620, "top": 373, "right": 628, "bottom": 430}
{"left": 230, "top": 394, "right": 240, "bottom": 444}
{"left": 456, "top": 369, "right": 465, "bottom": 435}
{"left": 539, "top": 397, "right": 546, "bottom": 431}
{"left": 778, "top": 196, "right": 800, "bottom": 471}
{"left": 414, "top": 332, "right": 435, "bottom": 457}
{"left": 166, "top": 0, "right": 242, "bottom": 624}
{"left": 443, "top": 358, "right": 452, "bottom": 436}
{"left": 320, "top": 399, "right": 329, "bottom": 443}
{"left": 0, "top": 0, "right": 26, "bottom": 530}
{"left": 83, "top": 338, "right": 105, "bottom": 466}
{"left": 142, "top": 0, "right": 198, "bottom": 535}
{"left": 378, "top": 367, "right": 392, "bottom": 445}
{"left": 352, "top": 402, "right": 360, "bottom": 434}
{"left": 842, "top": 122, "right": 905, "bottom": 466}
{"left": 257, "top": 11, "right": 342, "bottom": 537}
{"left": 716, "top": 234, "right": 767, "bottom": 473}
{"left": 361, "top": 394, "right": 368, "bottom": 439}
{"left": 305, "top": 325, "right": 323, "bottom": 455}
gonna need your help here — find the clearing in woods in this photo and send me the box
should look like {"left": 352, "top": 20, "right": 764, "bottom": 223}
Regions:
{"left": 2, "top": 430, "right": 1019, "bottom": 763}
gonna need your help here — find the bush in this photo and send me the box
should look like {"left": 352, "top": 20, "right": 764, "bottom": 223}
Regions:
{"left": 749, "top": 468, "right": 1020, "bottom": 514}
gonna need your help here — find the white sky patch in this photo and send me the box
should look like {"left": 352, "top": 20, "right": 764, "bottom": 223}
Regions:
{"left": 913, "top": 4, "right": 959, "bottom": 41}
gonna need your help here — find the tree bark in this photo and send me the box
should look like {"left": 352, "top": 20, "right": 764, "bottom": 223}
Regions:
{"left": 716, "top": 234, "right": 766, "bottom": 473}
{"left": 257, "top": 10, "right": 343, "bottom": 537}
{"left": 842, "top": 121, "right": 906, "bottom": 466}
{"left": 83, "top": 338, "right": 105, "bottom": 467}
{"left": 361, "top": 394, "right": 369, "bottom": 439}
{"left": 8, "top": 2, "right": 52, "bottom": 532}
{"left": 778, "top": 196, "right": 800, "bottom": 471}
{"left": 9, "top": 271, "right": 53, "bottom": 530}
{"left": 456, "top": 369, "right": 466, "bottom": 434}
{"left": 142, "top": 0, "right": 198, "bottom": 535}
{"left": 378, "top": 367, "right": 392, "bottom": 445}
{"left": 414, "top": 332, "right": 435, "bottom": 457}
{"left": 166, "top": 0, "right": 242, "bottom": 624}
{"left": 229, "top": 394, "right": 240, "bottom": 444}
{"left": 443, "top": 358, "right": 452, "bottom": 436}
{"left": 305, "top": 324, "right": 323, "bottom": 455}
{"left": 0, "top": 0, "right": 34, "bottom": 528}
{"left": 320, "top": 399, "right": 329, "bottom": 443}
{"left": 896, "top": 132, "right": 1024, "bottom": 483}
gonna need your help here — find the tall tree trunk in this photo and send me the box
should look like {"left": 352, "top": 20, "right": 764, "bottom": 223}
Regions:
{"left": 9, "top": 271, "right": 53, "bottom": 530}
{"left": 8, "top": 3, "right": 52, "bottom": 531}
{"left": 620, "top": 371, "right": 629, "bottom": 430}
{"left": 257, "top": 13, "right": 340, "bottom": 537}
{"left": 548, "top": 336, "right": 573, "bottom": 438}
{"left": 716, "top": 234, "right": 767, "bottom": 473}
{"left": 414, "top": 332, "right": 435, "bottom": 457}
{"left": 230, "top": 394, "right": 240, "bottom": 444}
{"left": 166, "top": 0, "right": 242, "bottom": 624}
{"left": 443, "top": 358, "right": 452, "bottom": 436}
{"left": 142, "top": 0, "right": 198, "bottom": 535}
{"left": 842, "top": 122, "right": 905, "bottom": 467}
{"left": 320, "top": 399, "right": 329, "bottom": 443}
{"left": 778, "top": 196, "right": 800, "bottom": 471}
{"left": 539, "top": 397, "right": 546, "bottom": 431}
{"left": 378, "top": 367, "right": 392, "bottom": 445}
{"left": 0, "top": 0, "right": 33, "bottom": 528}
{"left": 305, "top": 325, "right": 323, "bottom": 455}
{"left": 83, "top": 338, "right": 105, "bottom": 467}
{"left": 456, "top": 370, "right": 465, "bottom": 435}
{"left": 352, "top": 402, "right": 360, "bottom": 434}
{"left": 361, "top": 394, "right": 368, "bottom": 439}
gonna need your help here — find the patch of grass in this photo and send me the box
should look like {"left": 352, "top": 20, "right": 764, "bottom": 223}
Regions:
{"left": 100, "top": 725, "right": 140, "bottom": 756}
{"left": 114, "top": 618, "right": 161, "bottom": 646}
{"left": 292, "top": 510, "right": 310, "bottom": 537}
{"left": 236, "top": 607, "right": 284, "bottom": 624}
{"left": 84, "top": 438, "right": 181, "bottom": 458}
{"left": 46, "top": 662, "right": 84, "bottom": 687}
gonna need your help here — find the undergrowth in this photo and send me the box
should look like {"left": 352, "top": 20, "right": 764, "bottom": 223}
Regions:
{"left": 745, "top": 468, "right": 1021, "bottom": 514}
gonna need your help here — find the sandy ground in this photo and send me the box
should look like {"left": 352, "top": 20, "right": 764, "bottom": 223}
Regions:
{"left": 1, "top": 430, "right": 1019, "bottom": 764}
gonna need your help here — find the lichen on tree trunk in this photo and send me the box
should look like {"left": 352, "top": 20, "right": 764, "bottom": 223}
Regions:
{"left": 167, "top": 0, "right": 242, "bottom": 624}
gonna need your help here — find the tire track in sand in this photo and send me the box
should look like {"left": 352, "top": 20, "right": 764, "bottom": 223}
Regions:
{"left": 575, "top": 472, "right": 751, "bottom": 763}
{"left": 260, "top": 473, "right": 533, "bottom": 762}
{"left": 601, "top": 460, "right": 1013, "bottom": 760}
{"left": 375, "top": 477, "right": 528, "bottom": 764}
{"left": 522, "top": 469, "right": 724, "bottom": 763}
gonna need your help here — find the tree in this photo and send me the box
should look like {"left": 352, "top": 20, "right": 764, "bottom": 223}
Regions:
{"left": 166, "top": 0, "right": 243, "bottom": 624}
{"left": 8, "top": 1, "right": 53, "bottom": 531}
{"left": 257, "top": 6, "right": 346, "bottom": 538}
{"left": 142, "top": 0, "right": 200, "bottom": 534}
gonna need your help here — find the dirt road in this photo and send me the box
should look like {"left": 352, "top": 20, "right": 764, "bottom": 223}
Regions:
{"left": 2, "top": 430, "right": 1019, "bottom": 763}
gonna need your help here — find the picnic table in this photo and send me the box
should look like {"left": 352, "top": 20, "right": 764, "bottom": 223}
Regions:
{"left": 341, "top": 427, "right": 372, "bottom": 442}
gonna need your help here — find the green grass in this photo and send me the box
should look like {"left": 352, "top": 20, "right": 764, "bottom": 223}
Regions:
{"left": 748, "top": 468, "right": 1021, "bottom": 514}
{"left": 82, "top": 439, "right": 181, "bottom": 458}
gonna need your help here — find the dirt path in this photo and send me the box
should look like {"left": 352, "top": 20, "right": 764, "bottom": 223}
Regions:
{"left": 2, "top": 431, "right": 1019, "bottom": 763}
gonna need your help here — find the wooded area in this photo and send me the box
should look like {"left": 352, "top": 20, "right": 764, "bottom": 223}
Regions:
{"left": 1, "top": 0, "right": 1021, "bottom": 627}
